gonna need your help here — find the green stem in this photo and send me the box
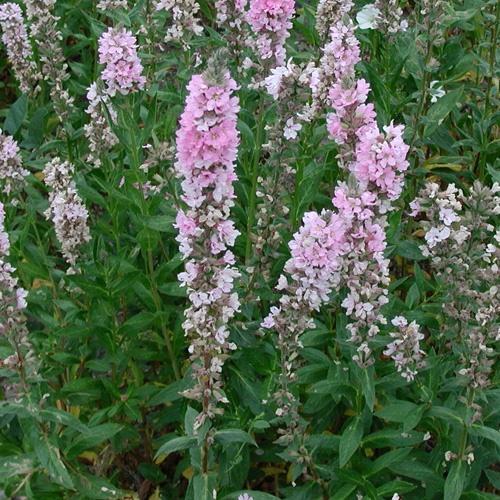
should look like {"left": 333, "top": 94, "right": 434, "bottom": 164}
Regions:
{"left": 147, "top": 249, "right": 181, "bottom": 380}
{"left": 245, "top": 97, "right": 265, "bottom": 264}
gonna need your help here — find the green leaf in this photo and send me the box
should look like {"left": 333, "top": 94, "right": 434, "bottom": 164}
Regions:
{"left": 39, "top": 408, "right": 89, "bottom": 433}
{"left": 376, "top": 400, "right": 419, "bottom": 423}
{"left": 192, "top": 473, "right": 217, "bottom": 500}
{"left": 154, "top": 436, "right": 197, "bottom": 459}
{"left": 339, "top": 416, "right": 363, "bottom": 467}
{"left": 66, "top": 423, "right": 123, "bottom": 459}
{"left": 148, "top": 377, "right": 191, "bottom": 406}
{"left": 444, "top": 460, "right": 466, "bottom": 500}
{"left": 143, "top": 215, "right": 176, "bottom": 233}
{"left": 33, "top": 434, "right": 74, "bottom": 489}
{"left": 119, "top": 311, "right": 157, "bottom": 335}
{"left": 4, "top": 94, "right": 27, "bottom": 135}
{"left": 395, "top": 240, "right": 425, "bottom": 261}
{"left": 0, "top": 455, "right": 34, "bottom": 479}
{"left": 222, "top": 492, "right": 280, "bottom": 500}
{"left": 158, "top": 282, "right": 187, "bottom": 297}
{"left": 367, "top": 448, "right": 413, "bottom": 476}
{"left": 423, "top": 88, "right": 463, "bottom": 137}
{"left": 360, "top": 365, "right": 375, "bottom": 411}
{"left": 469, "top": 425, "right": 500, "bottom": 448}
{"left": 214, "top": 429, "right": 257, "bottom": 446}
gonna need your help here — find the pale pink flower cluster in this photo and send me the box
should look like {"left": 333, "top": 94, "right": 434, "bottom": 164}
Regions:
{"left": 24, "top": 0, "right": 74, "bottom": 122}
{"left": 156, "top": 0, "right": 203, "bottom": 45}
{"left": 84, "top": 83, "right": 119, "bottom": 168}
{"left": 98, "top": 27, "right": 146, "bottom": 96}
{"left": 43, "top": 158, "right": 91, "bottom": 270}
{"left": 354, "top": 122, "right": 409, "bottom": 200}
{"left": 174, "top": 59, "right": 241, "bottom": 428}
{"left": 247, "top": 0, "right": 295, "bottom": 67}
{"left": 373, "top": 0, "right": 408, "bottom": 34}
{"left": 0, "top": 130, "right": 29, "bottom": 196}
{"left": 0, "top": 3, "right": 39, "bottom": 95}
{"left": 332, "top": 182, "right": 391, "bottom": 366}
{"left": 384, "top": 316, "right": 426, "bottom": 382}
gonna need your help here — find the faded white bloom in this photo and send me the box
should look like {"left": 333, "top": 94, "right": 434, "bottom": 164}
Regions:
{"left": 84, "top": 82, "right": 119, "bottom": 168}
{"left": 284, "top": 117, "right": 302, "bottom": 140}
{"left": 238, "top": 494, "right": 254, "bottom": 500}
{"left": 429, "top": 81, "right": 446, "bottom": 103}
{"left": 356, "top": 4, "right": 381, "bottom": 30}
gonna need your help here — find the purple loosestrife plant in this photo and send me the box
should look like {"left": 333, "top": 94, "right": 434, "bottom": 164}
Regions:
{"left": 0, "top": 3, "right": 39, "bottom": 96}
{"left": 315, "top": 0, "right": 354, "bottom": 41}
{"left": 262, "top": 9, "right": 412, "bottom": 444}
{"left": 174, "top": 51, "right": 241, "bottom": 429}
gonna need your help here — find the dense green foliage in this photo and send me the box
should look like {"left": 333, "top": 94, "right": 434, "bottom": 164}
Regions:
{"left": 0, "top": 0, "right": 498, "bottom": 499}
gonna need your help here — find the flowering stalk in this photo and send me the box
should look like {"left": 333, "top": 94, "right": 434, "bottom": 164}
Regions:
{"left": 24, "top": 0, "right": 74, "bottom": 122}
{"left": 245, "top": 60, "right": 314, "bottom": 283}
{"left": 216, "top": 0, "right": 247, "bottom": 29}
{"left": 215, "top": 0, "right": 249, "bottom": 65}
{"left": 313, "top": 15, "right": 363, "bottom": 118}
{"left": 174, "top": 51, "right": 241, "bottom": 431}
{"left": 0, "top": 202, "right": 36, "bottom": 399}
{"left": 43, "top": 158, "right": 91, "bottom": 271}
{"left": 411, "top": 181, "right": 499, "bottom": 390}
{"left": 0, "top": 3, "right": 39, "bottom": 95}
{"left": 0, "top": 130, "right": 29, "bottom": 197}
